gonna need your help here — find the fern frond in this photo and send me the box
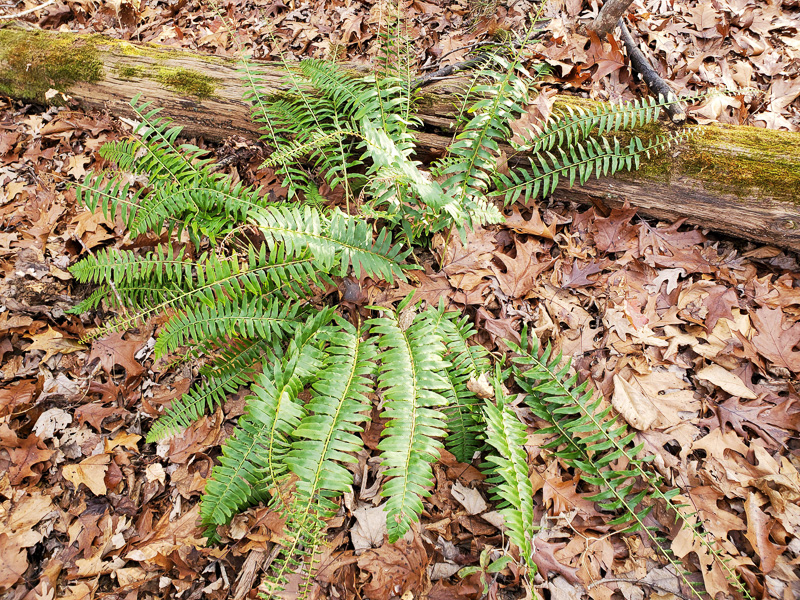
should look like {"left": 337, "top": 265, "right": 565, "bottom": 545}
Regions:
{"left": 131, "top": 177, "right": 269, "bottom": 238}
{"left": 286, "top": 319, "right": 377, "bottom": 509}
{"left": 493, "top": 129, "right": 699, "bottom": 205}
{"left": 482, "top": 380, "right": 535, "bottom": 573}
{"left": 418, "top": 303, "right": 489, "bottom": 462}
{"left": 264, "top": 320, "right": 377, "bottom": 595}
{"left": 509, "top": 332, "right": 751, "bottom": 599}
{"left": 513, "top": 94, "right": 694, "bottom": 154}
{"left": 368, "top": 299, "right": 450, "bottom": 542}
{"left": 147, "top": 337, "right": 272, "bottom": 442}
{"left": 153, "top": 297, "right": 305, "bottom": 358}
{"left": 77, "top": 246, "right": 318, "bottom": 340}
{"left": 199, "top": 310, "right": 333, "bottom": 541}
{"left": 441, "top": 54, "right": 529, "bottom": 232}
{"left": 252, "top": 205, "right": 409, "bottom": 283}
{"left": 74, "top": 172, "right": 146, "bottom": 230}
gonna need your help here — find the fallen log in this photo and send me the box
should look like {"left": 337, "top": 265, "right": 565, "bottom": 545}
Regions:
{"left": 2, "top": 25, "right": 800, "bottom": 251}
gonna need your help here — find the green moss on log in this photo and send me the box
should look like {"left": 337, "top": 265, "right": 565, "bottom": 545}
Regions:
{"left": 636, "top": 125, "right": 800, "bottom": 204}
{"left": 115, "top": 65, "right": 145, "bottom": 80}
{"left": 155, "top": 66, "right": 217, "bottom": 99}
{"left": 0, "top": 29, "right": 103, "bottom": 102}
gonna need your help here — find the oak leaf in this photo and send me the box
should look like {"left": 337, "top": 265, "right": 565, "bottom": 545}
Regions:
{"left": 7, "top": 434, "right": 53, "bottom": 485}
{"left": 744, "top": 492, "right": 786, "bottom": 573}
{"left": 751, "top": 307, "right": 800, "bottom": 373}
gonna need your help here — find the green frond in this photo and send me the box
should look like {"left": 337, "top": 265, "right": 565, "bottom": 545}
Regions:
{"left": 482, "top": 382, "right": 535, "bottom": 572}
{"left": 265, "top": 320, "right": 378, "bottom": 595}
{"left": 508, "top": 330, "right": 751, "bottom": 599}
{"left": 492, "top": 129, "right": 700, "bottom": 205}
{"left": 199, "top": 310, "right": 333, "bottom": 541}
{"left": 74, "top": 172, "right": 145, "bottom": 230}
{"left": 286, "top": 319, "right": 377, "bottom": 510}
{"left": 418, "top": 302, "right": 489, "bottom": 462}
{"left": 153, "top": 297, "right": 305, "bottom": 358}
{"left": 131, "top": 177, "right": 269, "bottom": 239}
{"left": 69, "top": 245, "right": 196, "bottom": 287}
{"left": 368, "top": 299, "right": 450, "bottom": 542}
{"left": 77, "top": 245, "right": 319, "bottom": 340}
{"left": 252, "top": 205, "right": 409, "bottom": 283}
{"left": 441, "top": 54, "right": 530, "bottom": 232}
{"left": 513, "top": 94, "right": 690, "bottom": 154}
{"left": 147, "top": 337, "right": 272, "bottom": 442}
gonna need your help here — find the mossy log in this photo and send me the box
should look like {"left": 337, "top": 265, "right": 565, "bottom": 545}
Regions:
{"left": 2, "top": 25, "right": 800, "bottom": 251}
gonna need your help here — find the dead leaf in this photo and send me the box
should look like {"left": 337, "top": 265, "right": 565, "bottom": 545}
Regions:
{"left": 611, "top": 374, "right": 659, "bottom": 431}
{"left": 751, "top": 307, "right": 800, "bottom": 373}
{"left": 696, "top": 364, "right": 757, "bottom": 399}
{"left": 744, "top": 492, "right": 786, "bottom": 573}
{"left": 351, "top": 506, "right": 388, "bottom": 553}
{"left": 451, "top": 481, "right": 488, "bottom": 515}
{"left": 7, "top": 434, "right": 53, "bottom": 485}
{"left": 62, "top": 453, "right": 111, "bottom": 495}
{"left": 357, "top": 525, "right": 428, "bottom": 600}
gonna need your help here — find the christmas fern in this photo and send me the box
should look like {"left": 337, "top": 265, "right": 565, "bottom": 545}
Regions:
{"left": 63, "top": 18, "right": 743, "bottom": 598}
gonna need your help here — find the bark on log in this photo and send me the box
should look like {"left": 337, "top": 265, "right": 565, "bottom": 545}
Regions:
{"left": 2, "top": 25, "right": 800, "bottom": 252}
{"left": 589, "top": 0, "right": 635, "bottom": 38}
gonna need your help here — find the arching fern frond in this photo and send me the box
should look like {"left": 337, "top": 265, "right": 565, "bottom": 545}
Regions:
{"left": 252, "top": 205, "right": 409, "bottom": 283}
{"left": 153, "top": 297, "right": 305, "bottom": 358}
{"left": 492, "top": 129, "right": 700, "bottom": 205}
{"left": 264, "top": 320, "right": 378, "bottom": 595}
{"left": 199, "top": 309, "right": 334, "bottom": 541}
{"left": 147, "top": 337, "right": 273, "bottom": 442}
{"left": 418, "top": 302, "right": 490, "bottom": 462}
{"left": 481, "top": 375, "right": 536, "bottom": 574}
{"left": 74, "top": 246, "right": 319, "bottom": 340}
{"left": 368, "top": 298, "right": 450, "bottom": 542}
{"left": 508, "top": 331, "right": 752, "bottom": 599}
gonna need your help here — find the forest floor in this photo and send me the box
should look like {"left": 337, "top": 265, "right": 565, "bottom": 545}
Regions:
{"left": 0, "top": 1, "right": 799, "bottom": 599}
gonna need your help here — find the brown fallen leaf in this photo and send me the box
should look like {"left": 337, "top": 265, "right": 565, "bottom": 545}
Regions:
{"left": 696, "top": 363, "right": 757, "bottom": 399}
{"left": 357, "top": 525, "right": 428, "bottom": 600}
{"left": 502, "top": 205, "right": 555, "bottom": 239}
{"left": 611, "top": 374, "right": 658, "bottom": 431}
{"left": 7, "top": 434, "right": 53, "bottom": 486}
{"left": 0, "top": 533, "right": 28, "bottom": 592}
{"left": 751, "top": 307, "right": 800, "bottom": 373}
{"left": 62, "top": 453, "right": 111, "bottom": 495}
{"left": 744, "top": 492, "right": 786, "bottom": 574}
{"left": 25, "top": 326, "right": 85, "bottom": 363}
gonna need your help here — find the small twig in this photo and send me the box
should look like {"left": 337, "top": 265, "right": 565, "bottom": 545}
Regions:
{"left": 0, "top": 0, "right": 56, "bottom": 19}
{"left": 411, "top": 55, "right": 492, "bottom": 91}
{"left": 618, "top": 18, "right": 685, "bottom": 123}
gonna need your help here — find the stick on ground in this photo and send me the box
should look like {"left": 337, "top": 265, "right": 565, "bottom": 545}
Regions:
{"left": 618, "top": 18, "right": 686, "bottom": 123}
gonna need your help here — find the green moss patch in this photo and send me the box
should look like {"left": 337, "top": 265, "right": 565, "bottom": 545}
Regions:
{"left": 635, "top": 125, "right": 800, "bottom": 204}
{"left": 155, "top": 66, "right": 217, "bottom": 100}
{"left": 115, "top": 65, "right": 144, "bottom": 80}
{"left": 0, "top": 28, "right": 103, "bottom": 102}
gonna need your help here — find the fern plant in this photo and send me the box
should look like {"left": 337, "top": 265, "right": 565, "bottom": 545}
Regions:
{"left": 65, "top": 19, "right": 731, "bottom": 598}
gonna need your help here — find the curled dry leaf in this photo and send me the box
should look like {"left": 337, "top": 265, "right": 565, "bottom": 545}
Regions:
{"left": 696, "top": 363, "right": 757, "bottom": 399}
{"left": 451, "top": 481, "right": 488, "bottom": 515}
{"left": 611, "top": 374, "right": 659, "bottom": 431}
{"left": 466, "top": 372, "right": 494, "bottom": 399}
